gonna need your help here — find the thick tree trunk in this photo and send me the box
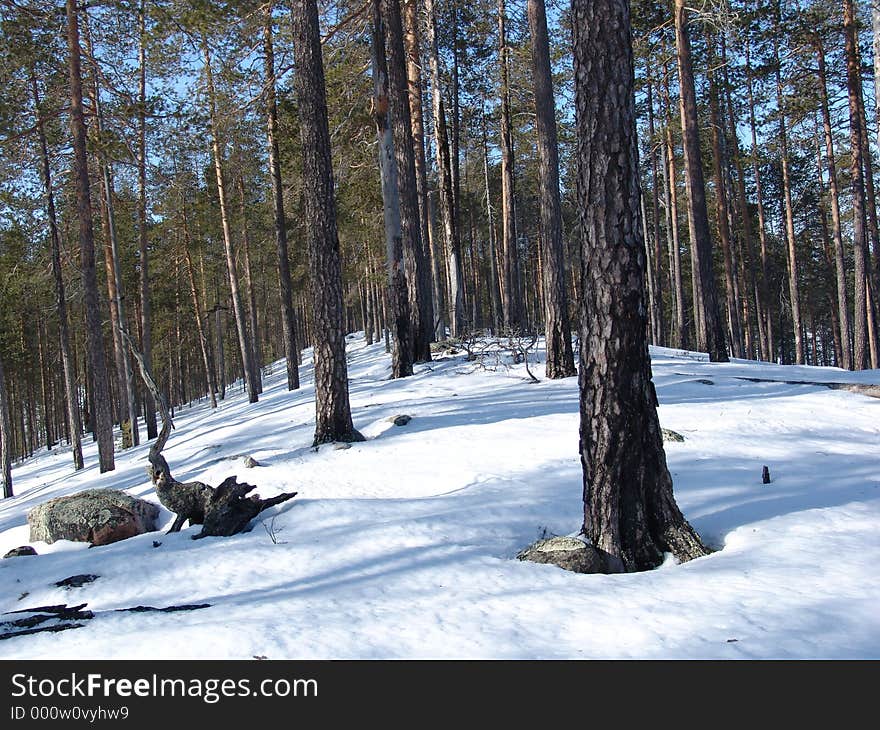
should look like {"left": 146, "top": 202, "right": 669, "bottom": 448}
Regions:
{"left": 674, "top": 0, "right": 728, "bottom": 362}
{"left": 425, "top": 0, "right": 463, "bottom": 337}
{"left": 373, "top": 0, "right": 413, "bottom": 378}
{"left": 31, "top": 72, "right": 83, "bottom": 471}
{"left": 402, "top": 0, "right": 437, "bottom": 344}
{"left": 527, "top": 0, "right": 575, "bottom": 378}
{"left": 573, "top": 0, "right": 708, "bottom": 571}
{"left": 291, "top": 0, "right": 363, "bottom": 445}
{"left": 264, "top": 4, "right": 300, "bottom": 391}
{"left": 66, "top": 0, "right": 114, "bottom": 473}
{"left": 773, "top": 34, "right": 804, "bottom": 365}
{"left": 202, "top": 40, "right": 259, "bottom": 403}
{"left": 382, "top": 0, "right": 431, "bottom": 363}
{"left": 498, "top": 0, "right": 522, "bottom": 332}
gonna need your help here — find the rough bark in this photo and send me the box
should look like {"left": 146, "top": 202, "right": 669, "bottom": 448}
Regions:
{"left": 573, "top": 0, "right": 709, "bottom": 571}
{"left": 373, "top": 0, "right": 413, "bottom": 378}
{"left": 291, "top": 0, "right": 364, "bottom": 445}
{"left": 527, "top": 0, "right": 576, "bottom": 378}
{"left": 32, "top": 71, "right": 83, "bottom": 471}
{"left": 674, "top": 0, "right": 728, "bottom": 362}
{"left": 66, "top": 0, "right": 114, "bottom": 472}
{"left": 264, "top": 4, "right": 300, "bottom": 391}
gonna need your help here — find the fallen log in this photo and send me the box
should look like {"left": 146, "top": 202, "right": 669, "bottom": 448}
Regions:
{"left": 120, "top": 329, "right": 297, "bottom": 539}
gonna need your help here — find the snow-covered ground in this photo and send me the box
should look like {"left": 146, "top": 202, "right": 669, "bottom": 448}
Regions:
{"left": 1, "top": 336, "right": 878, "bottom": 659}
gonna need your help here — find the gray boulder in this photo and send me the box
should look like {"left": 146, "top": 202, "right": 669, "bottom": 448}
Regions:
{"left": 28, "top": 489, "right": 160, "bottom": 546}
{"left": 661, "top": 428, "right": 685, "bottom": 443}
{"left": 517, "top": 535, "right": 624, "bottom": 574}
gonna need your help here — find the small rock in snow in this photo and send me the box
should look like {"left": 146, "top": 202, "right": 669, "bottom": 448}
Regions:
{"left": 3, "top": 546, "right": 37, "bottom": 559}
{"left": 662, "top": 428, "right": 685, "bottom": 443}
{"left": 333, "top": 442, "right": 351, "bottom": 450}
{"left": 244, "top": 456, "right": 261, "bottom": 468}
{"left": 517, "top": 536, "right": 624, "bottom": 575}
{"left": 55, "top": 574, "right": 100, "bottom": 589}
{"left": 389, "top": 414, "right": 412, "bottom": 426}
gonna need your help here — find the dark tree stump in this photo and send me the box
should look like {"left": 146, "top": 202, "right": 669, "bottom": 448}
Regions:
{"left": 122, "top": 329, "right": 297, "bottom": 539}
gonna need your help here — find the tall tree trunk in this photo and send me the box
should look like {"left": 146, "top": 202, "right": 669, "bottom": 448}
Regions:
{"left": 202, "top": 39, "right": 259, "bottom": 403}
{"left": 65, "top": 0, "right": 114, "bottom": 472}
{"left": 291, "top": 0, "right": 363, "bottom": 444}
{"left": 661, "top": 68, "right": 687, "bottom": 350}
{"left": 236, "top": 167, "right": 263, "bottom": 394}
{"left": 425, "top": 0, "right": 463, "bottom": 336}
{"left": 844, "top": 0, "right": 871, "bottom": 370}
{"left": 181, "top": 197, "right": 218, "bottom": 409}
{"left": 373, "top": 0, "right": 413, "bottom": 378}
{"left": 402, "top": 0, "right": 437, "bottom": 343}
{"left": 31, "top": 71, "right": 83, "bottom": 471}
{"left": 527, "top": 0, "right": 575, "bottom": 378}
{"left": 721, "top": 38, "right": 764, "bottom": 362}
{"left": 772, "top": 32, "right": 804, "bottom": 365}
{"left": 646, "top": 78, "right": 666, "bottom": 347}
{"left": 573, "top": 0, "right": 708, "bottom": 572}
{"left": 137, "top": 0, "right": 157, "bottom": 440}
{"left": 264, "top": 4, "right": 300, "bottom": 390}
{"left": 383, "top": 0, "right": 431, "bottom": 362}
{"left": 482, "top": 109, "right": 504, "bottom": 334}
{"left": 746, "top": 40, "right": 774, "bottom": 361}
{"left": 706, "top": 38, "right": 743, "bottom": 358}
{"left": 0, "top": 354, "right": 12, "bottom": 497}
{"left": 498, "top": 0, "right": 522, "bottom": 332}
{"left": 81, "top": 11, "right": 138, "bottom": 448}
{"left": 673, "top": 0, "right": 728, "bottom": 362}
{"left": 815, "top": 38, "right": 853, "bottom": 370}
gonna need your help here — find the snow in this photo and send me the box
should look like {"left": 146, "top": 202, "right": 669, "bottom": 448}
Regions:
{"left": 1, "top": 336, "right": 878, "bottom": 659}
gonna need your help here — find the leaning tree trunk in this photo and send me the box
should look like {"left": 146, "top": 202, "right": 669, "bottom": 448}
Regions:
{"left": 527, "top": 0, "right": 575, "bottom": 378}
{"left": 291, "top": 0, "right": 363, "bottom": 445}
{"left": 0, "top": 354, "right": 12, "bottom": 498}
{"left": 65, "top": 0, "right": 114, "bottom": 473}
{"left": 573, "top": 0, "right": 709, "bottom": 572}
{"left": 373, "top": 0, "right": 413, "bottom": 378}
{"left": 674, "top": 0, "right": 728, "bottom": 363}
{"left": 31, "top": 71, "right": 83, "bottom": 471}
{"left": 264, "top": 3, "right": 300, "bottom": 391}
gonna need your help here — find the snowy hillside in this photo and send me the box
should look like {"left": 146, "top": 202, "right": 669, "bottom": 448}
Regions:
{"left": 1, "top": 336, "right": 878, "bottom": 659}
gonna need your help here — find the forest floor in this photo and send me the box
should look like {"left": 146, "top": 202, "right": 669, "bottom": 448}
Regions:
{"left": 1, "top": 335, "right": 879, "bottom": 658}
